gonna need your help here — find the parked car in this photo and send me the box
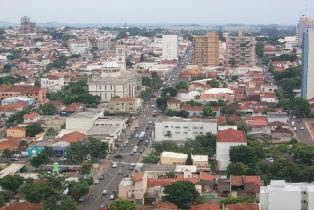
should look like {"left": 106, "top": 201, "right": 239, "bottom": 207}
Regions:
{"left": 114, "top": 154, "right": 123, "bottom": 159}
{"left": 93, "top": 179, "right": 99, "bottom": 184}
{"left": 300, "top": 126, "right": 305, "bottom": 130}
{"left": 112, "top": 162, "right": 117, "bottom": 168}
{"left": 102, "top": 190, "right": 108, "bottom": 195}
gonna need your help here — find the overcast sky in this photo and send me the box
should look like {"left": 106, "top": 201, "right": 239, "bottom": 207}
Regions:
{"left": 0, "top": 0, "right": 313, "bottom": 24}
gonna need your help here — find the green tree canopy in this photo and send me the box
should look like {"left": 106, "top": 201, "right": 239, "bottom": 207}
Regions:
{"left": 163, "top": 181, "right": 199, "bottom": 209}
{"left": 26, "top": 123, "right": 44, "bottom": 137}
{"left": 227, "top": 162, "right": 249, "bottom": 176}
{"left": 41, "top": 104, "right": 57, "bottom": 115}
{"left": 109, "top": 199, "right": 136, "bottom": 210}
{"left": 31, "top": 152, "right": 49, "bottom": 168}
{"left": 0, "top": 175, "right": 24, "bottom": 192}
{"left": 175, "top": 81, "right": 189, "bottom": 90}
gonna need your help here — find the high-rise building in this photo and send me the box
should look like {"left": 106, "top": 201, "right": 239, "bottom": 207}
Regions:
{"left": 226, "top": 31, "right": 256, "bottom": 67}
{"left": 297, "top": 15, "right": 314, "bottom": 47}
{"left": 162, "top": 35, "right": 178, "bottom": 61}
{"left": 301, "top": 29, "right": 314, "bottom": 100}
{"left": 19, "top": 16, "right": 36, "bottom": 34}
{"left": 193, "top": 32, "right": 219, "bottom": 66}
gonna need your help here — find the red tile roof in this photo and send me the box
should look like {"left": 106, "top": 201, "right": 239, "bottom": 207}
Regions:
{"left": 217, "top": 129, "right": 246, "bottom": 143}
{"left": 199, "top": 171, "right": 214, "bottom": 182}
{"left": 246, "top": 116, "right": 268, "bottom": 127}
{"left": 231, "top": 176, "right": 244, "bottom": 186}
{"left": 0, "top": 202, "right": 41, "bottom": 210}
{"left": 147, "top": 177, "right": 199, "bottom": 188}
{"left": 190, "top": 202, "right": 220, "bottom": 210}
{"left": 132, "top": 172, "right": 144, "bottom": 182}
{"left": 226, "top": 203, "right": 259, "bottom": 210}
{"left": 155, "top": 202, "right": 177, "bottom": 209}
{"left": 0, "top": 138, "right": 21, "bottom": 151}
{"left": 23, "top": 112, "right": 39, "bottom": 120}
{"left": 57, "top": 131, "right": 86, "bottom": 143}
{"left": 217, "top": 116, "right": 227, "bottom": 125}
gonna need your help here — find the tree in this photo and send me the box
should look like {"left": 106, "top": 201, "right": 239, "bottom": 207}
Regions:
{"left": 175, "top": 81, "right": 189, "bottom": 90}
{"left": 142, "top": 153, "right": 160, "bottom": 164}
{"left": 0, "top": 193, "right": 5, "bottom": 207}
{"left": 156, "top": 97, "right": 168, "bottom": 111}
{"left": 206, "top": 79, "right": 220, "bottom": 88}
{"left": 68, "top": 180, "right": 90, "bottom": 201}
{"left": 65, "top": 138, "right": 108, "bottom": 164}
{"left": 1, "top": 149, "right": 12, "bottom": 160}
{"left": 26, "top": 123, "right": 44, "bottom": 137}
{"left": 42, "top": 195, "right": 58, "bottom": 210}
{"left": 0, "top": 175, "right": 24, "bottom": 192}
{"left": 109, "top": 199, "right": 136, "bottom": 210}
{"left": 59, "top": 196, "right": 76, "bottom": 210}
{"left": 81, "top": 162, "right": 92, "bottom": 175}
{"left": 41, "top": 104, "right": 57, "bottom": 115}
{"left": 163, "top": 181, "right": 199, "bottom": 209}
{"left": 31, "top": 152, "right": 49, "bottom": 168}
{"left": 227, "top": 162, "right": 249, "bottom": 175}
{"left": 140, "top": 89, "right": 153, "bottom": 101}
{"left": 202, "top": 105, "right": 216, "bottom": 117}
{"left": 21, "top": 180, "right": 53, "bottom": 203}
{"left": 229, "top": 145, "right": 256, "bottom": 166}
{"left": 161, "top": 87, "right": 177, "bottom": 97}
{"left": 186, "top": 153, "right": 193, "bottom": 165}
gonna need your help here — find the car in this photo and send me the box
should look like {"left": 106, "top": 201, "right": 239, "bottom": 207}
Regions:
{"left": 118, "top": 169, "right": 123, "bottom": 175}
{"left": 10, "top": 158, "right": 19, "bottom": 161}
{"left": 114, "top": 154, "right": 123, "bottom": 159}
{"left": 300, "top": 126, "right": 305, "bottom": 130}
{"left": 99, "top": 175, "right": 104, "bottom": 180}
{"left": 102, "top": 190, "right": 108, "bottom": 195}
{"left": 112, "top": 162, "right": 118, "bottom": 168}
{"left": 135, "top": 124, "right": 139, "bottom": 128}
{"left": 130, "top": 151, "right": 134, "bottom": 156}
{"left": 93, "top": 179, "right": 99, "bottom": 184}
{"left": 109, "top": 192, "right": 117, "bottom": 200}
{"left": 293, "top": 127, "right": 297, "bottom": 131}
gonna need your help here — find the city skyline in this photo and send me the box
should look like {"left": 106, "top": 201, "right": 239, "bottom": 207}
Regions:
{"left": 1, "top": 0, "right": 314, "bottom": 25}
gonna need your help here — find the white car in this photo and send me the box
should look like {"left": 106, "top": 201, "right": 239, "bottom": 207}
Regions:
{"left": 300, "top": 126, "right": 305, "bottom": 130}
{"left": 93, "top": 179, "right": 99, "bottom": 184}
{"left": 102, "top": 190, "right": 108, "bottom": 195}
{"left": 112, "top": 162, "right": 117, "bottom": 168}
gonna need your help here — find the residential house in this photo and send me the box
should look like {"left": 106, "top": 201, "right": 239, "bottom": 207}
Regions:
{"left": 216, "top": 129, "right": 247, "bottom": 171}
{"left": 180, "top": 104, "right": 203, "bottom": 117}
{"left": 260, "top": 93, "right": 278, "bottom": 104}
{"left": 230, "top": 175, "right": 261, "bottom": 198}
{"left": 267, "top": 112, "right": 289, "bottom": 124}
{"left": 246, "top": 116, "right": 271, "bottom": 137}
{"left": 6, "top": 127, "right": 26, "bottom": 138}
{"left": 167, "top": 98, "right": 182, "bottom": 111}
{"left": 23, "top": 112, "right": 39, "bottom": 123}
{"left": 271, "top": 127, "right": 294, "bottom": 143}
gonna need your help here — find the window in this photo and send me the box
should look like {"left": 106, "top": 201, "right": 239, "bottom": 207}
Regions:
{"left": 175, "top": 126, "right": 180, "bottom": 129}
{"left": 175, "top": 132, "right": 180, "bottom": 134}
{"left": 183, "top": 126, "right": 188, "bottom": 129}
{"left": 193, "top": 127, "right": 198, "bottom": 129}
{"left": 183, "top": 132, "right": 188, "bottom": 135}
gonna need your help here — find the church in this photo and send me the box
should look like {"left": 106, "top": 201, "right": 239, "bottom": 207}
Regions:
{"left": 88, "top": 45, "right": 142, "bottom": 102}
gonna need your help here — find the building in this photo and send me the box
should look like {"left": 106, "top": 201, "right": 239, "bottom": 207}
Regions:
{"left": 6, "top": 127, "right": 26, "bottom": 138}
{"left": 106, "top": 97, "right": 142, "bottom": 114}
{"left": 193, "top": 32, "right": 219, "bottom": 66}
{"left": 65, "top": 109, "right": 103, "bottom": 132}
{"left": 260, "top": 180, "right": 314, "bottom": 210}
{"left": 162, "top": 35, "right": 178, "bottom": 61}
{"left": 226, "top": 31, "right": 256, "bottom": 67}
{"left": 19, "top": 16, "right": 36, "bottom": 34}
{"left": 40, "top": 75, "right": 65, "bottom": 92}
{"left": 0, "top": 85, "right": 47, "bottom": 104}
{"left": 88, "top": 61, "right": 141, "bottom": 102}
{"left": 23, "top": 112, "right": 39, "bottom": 123}
{"left": 69, "top": 38, "right": 91, "bottom": 54}
{"left": 302, "top": 29, "right": 314, "bottom": 100}
{"left": 160, "top": 152, "right": 187, "bottom": 165}
{"left": 297, "top": 15, "right": 314, "bottom": 47}
{"left": 154, "top": 117, "right": 217, "bottom": 143}
{"left": 216, "top": 129, "right": 247, "bottom": 171}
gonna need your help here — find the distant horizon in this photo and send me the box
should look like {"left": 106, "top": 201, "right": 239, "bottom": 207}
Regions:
{"left": 1, "top": 0, "right": 313, "bottom": 25}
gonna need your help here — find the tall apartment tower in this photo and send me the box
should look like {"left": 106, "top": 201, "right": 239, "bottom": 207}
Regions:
{"left": 19, "top": 16, "right": 36, "bottom": 34}
{"left": 193, "top": 32, "right": 219, "bottom": 66}
{"left": 226, "top": 31, "right": 256, "bottom": 67}
{"left": 297, "top": 15, "right": 314, "bottom": 47}
{"left": 162, "top": 35, "right": 178, "bottom": 61}
{"left": 301, "top": 29, "right": 314, "bottom": 100}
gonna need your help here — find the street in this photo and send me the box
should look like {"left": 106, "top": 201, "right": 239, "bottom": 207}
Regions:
{"left": 78, "top": 44, "right": 191, "bottom": 210}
